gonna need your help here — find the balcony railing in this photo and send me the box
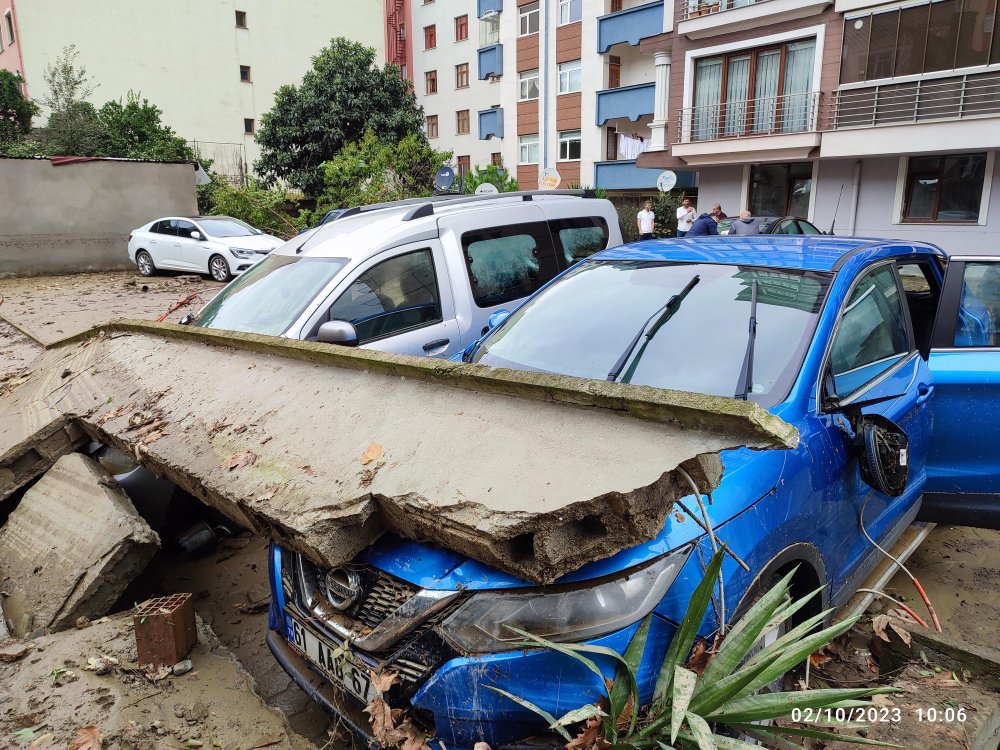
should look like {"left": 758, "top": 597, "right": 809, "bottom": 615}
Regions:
{"left": 478, "top": 108, "right": 504, "bottom": 140}
{"left": 675, "top": 91, "right": 822, "bottom": 144}
{"left": 833, "top": 72, "right": 1000, "bottom": 130}
{"left": 679, "top": 0, "right": 773, "bottom": 22}
{"left": 597, "top": 1, "right": 664, "bottom": 54}
{"left": 596, "top": 82, "right": 655, "bottom": 125}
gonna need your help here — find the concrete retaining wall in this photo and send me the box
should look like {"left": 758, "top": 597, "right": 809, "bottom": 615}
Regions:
{"left": 0, "top": 158, "right": 198, "bottom": 277}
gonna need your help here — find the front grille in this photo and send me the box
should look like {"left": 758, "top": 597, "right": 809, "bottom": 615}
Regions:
{"left": 356, "top": 572, "right": 420, "bottom": 630}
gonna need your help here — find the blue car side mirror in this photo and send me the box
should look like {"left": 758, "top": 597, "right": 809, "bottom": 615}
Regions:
{"left": 488, "top": 309, "right": 510, "bottom": 330}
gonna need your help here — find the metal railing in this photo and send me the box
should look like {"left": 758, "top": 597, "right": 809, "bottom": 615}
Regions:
{"left": 832, "top": 71, "right": 1000, "bottom": 129}
{"left": 679, "top": 0, "right": 774, "bottom": 22}
{"left": 674, "top": 91, "right": 823, "bottom": 144}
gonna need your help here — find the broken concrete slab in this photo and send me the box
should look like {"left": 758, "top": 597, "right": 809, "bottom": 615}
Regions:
{"left": 0, "top": 321, "right": 797, "bottom": 584}
{"left": 0, "top": 453, "right": 160, "bottom": 636}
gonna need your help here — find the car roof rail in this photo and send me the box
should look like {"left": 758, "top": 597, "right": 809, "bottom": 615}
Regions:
{"left": 339, "top": 189, "right": 595, "bottom": 222}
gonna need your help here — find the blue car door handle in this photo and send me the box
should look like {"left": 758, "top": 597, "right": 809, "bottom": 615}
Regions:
{"left": 916, "top": 383, "right": 935, "bottom": 405}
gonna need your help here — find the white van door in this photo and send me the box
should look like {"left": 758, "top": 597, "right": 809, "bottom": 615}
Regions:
{"left": 305, "top": 240, "right": 461, "bottom": 358}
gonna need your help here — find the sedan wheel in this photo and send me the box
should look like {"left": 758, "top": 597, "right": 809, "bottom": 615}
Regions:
{"left": 136, "top": 250, "right": 156, "bottom": 277}
{"left": 209, "top": 255, "right": 232, "bottom": 283}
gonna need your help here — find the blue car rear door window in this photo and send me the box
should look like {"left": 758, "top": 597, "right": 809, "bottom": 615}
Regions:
{"left": 828, "top": 264, "right": 910, "bottom": 396}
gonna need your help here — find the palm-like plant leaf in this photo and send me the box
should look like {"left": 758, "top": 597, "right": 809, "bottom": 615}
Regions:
{"left": 484, "top": 686, "right": 573, "bottom": 741}
{"left": 608, "top": 615, "right": 652, "bottom": 739}
{"left": 706, "top": 687, "right": 897, "bottom": 724}
{"left": 730, "top": 723, "right": 903, "bottom": 747}
{"left": 670, "top": 666, "right": 698, "bottom": 744}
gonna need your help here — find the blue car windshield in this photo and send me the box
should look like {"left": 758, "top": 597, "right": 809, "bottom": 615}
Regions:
{"left": 473, "top": 260, "right": 831, "bottom": 407}
{"left": 194, "top": 255, "right": 348, "bottom": 336}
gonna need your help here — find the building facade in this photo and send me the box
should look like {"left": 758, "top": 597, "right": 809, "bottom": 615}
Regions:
{"left": 0, "top": 0, "right": 386, "bottom": 180}
{"left": 410, "top": 0, "right": 694, "bottom": 193}
{"left": 637, "top": 0, "right": 1000, "bottom": 252}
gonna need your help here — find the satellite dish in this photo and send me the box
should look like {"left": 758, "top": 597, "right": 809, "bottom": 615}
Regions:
{"left": 538, "top": 167, "right": 562, "bottom": 190}
{"left": 435, "top": 166, "right": 456, "bottom": 191}
{"left": 475, "top": 183, "right": 499, "bottom": 195}
{"left": 656, "top": 170, "right": 678, "bottom": 193}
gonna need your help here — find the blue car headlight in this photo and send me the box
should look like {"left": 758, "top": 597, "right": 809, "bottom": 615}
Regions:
{"left": 229, "top": 247, "right": 256, "bottom": 259}
{"left": 437, "top": 547, "right": 691, "bottom": 654}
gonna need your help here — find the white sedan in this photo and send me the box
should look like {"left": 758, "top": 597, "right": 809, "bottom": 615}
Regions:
{"left": 127, "top": 216, "right": 283, "bottom": 282}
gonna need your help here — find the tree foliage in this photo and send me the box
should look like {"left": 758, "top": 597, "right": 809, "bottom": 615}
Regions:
{"left": 316, "top": 130, "right": 451, "bottom": 213}
{"left": 198, "top": 177, "right": 303, "bottom": 239}
{"left": 0, "top": 71, "right": 38, "bottom": 143}
{"left": 254, "top": 38, "right": 426, "bottom": 197}
{"left": 40, "top": 45, "right": 97, "bottom": 116}
{"left": 97, "top": 92, "right": 193, "bottom": 161}
{"left": 462, "top": 163, "right": 520, "bottom": 193}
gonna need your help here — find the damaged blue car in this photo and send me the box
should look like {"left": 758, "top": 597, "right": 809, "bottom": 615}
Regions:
{"left": 266, "top": 236, "right": 1000, "bottom": 749}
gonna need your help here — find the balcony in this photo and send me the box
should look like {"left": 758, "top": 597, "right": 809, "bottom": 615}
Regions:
{"left": 478, "top": 108, "right": 504, "bottom": 140}
{"left": 477, "top": 0, "right": 502, "bottom": 18}
{"left": 822, "top": 71, "right": 1000, "bottom": 158}
{"left": 594, "top": 159, "right": 697, "bottom": 190}
{"left": 596, "top": 83, "right": 655, "bottom": 126}
{"left": 673, "top": 91, "right": 824, "bottom": 165}
{"left": 477, "top": 44, "right": 503, "bottom": 80}
{"left": 677, "top": 0, "right": 831, "bottom": 40}
{"left": 597, "top": 1, "right": 664, "bottom": 54}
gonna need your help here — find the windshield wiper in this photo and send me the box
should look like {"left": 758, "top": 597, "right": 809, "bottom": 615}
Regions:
{"left": 607, "top": 274, "right": 701, "bottom": 383}
{"left": 734, "top": 279, "right": 759, "bottom": 400}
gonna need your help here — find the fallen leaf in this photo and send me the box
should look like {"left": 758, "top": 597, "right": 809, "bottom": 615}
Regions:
{"left": 68, "top": 726, "right": 102, "bottom": 750}
{"left": 360, "top": 442, "right": 383, "bottom": 466}
{"left": 872, "top": 614, "right": 911, "bottom": 646}
{"left": 809, "top": 647, "right": 833, "bottom": 668}
{"left": 565, "top": 716, "right": 609, "bottom": 750}
{"left": 300, "top": 464, "right": 317, "bottom": 476}
{"left": 27, "top": 734, "right": 60, "bottom": 750}
{"left": 222, "top": 451, "right": 257, "bottom": 471}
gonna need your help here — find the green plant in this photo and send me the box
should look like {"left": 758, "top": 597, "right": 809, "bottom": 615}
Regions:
{"left": 255, "top": 37, "right": 427, "bottom": 197}
{"left": 97, "top": 91, "right": 194, "bottom": 161}
{"left": 202, "top": 178, "right": 304, "bottom": 239}
{"left": 489, "top": 548, "right": 899, "bottom": 749}
{"left": 463, "top": 163, "right": 519, "bottom": 193}
{"left": 616, "top": 203, "right": 642, "bottom": 243}
{"left": 0, "top": 71, "right": 38, "bottom": 144}
{"left": 652, "top": 191, "right": 688, "bottom": 238}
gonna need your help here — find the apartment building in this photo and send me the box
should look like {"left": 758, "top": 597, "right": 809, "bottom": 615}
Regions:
{"left": 411, "top": 0, "right": 693, "bottom": 193}
{"left": 0, "top": 0, "right": 385, "bottom": 178}
{"left": 637, "top": 0, "right": 1000, "bottom": 251}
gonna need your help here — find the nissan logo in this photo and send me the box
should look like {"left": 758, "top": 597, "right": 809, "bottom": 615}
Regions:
{"left": 324, "top": 567, "right": 363, "bottom": 611}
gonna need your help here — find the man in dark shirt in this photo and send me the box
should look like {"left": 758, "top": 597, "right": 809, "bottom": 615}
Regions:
{"left": 687, "top": 205, "right": 722, "bottom": 237}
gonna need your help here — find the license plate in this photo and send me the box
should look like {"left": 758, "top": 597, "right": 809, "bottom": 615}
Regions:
{"left": 285, "top": 613, "right": 375, "bottom": 704}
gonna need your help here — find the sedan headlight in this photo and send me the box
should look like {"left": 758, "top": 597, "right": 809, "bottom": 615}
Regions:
{"left": 229, "top": 247, "right": 256, "bottom": 259}
{"left": 438, "top": 547, "right": 691, "bottom": 653}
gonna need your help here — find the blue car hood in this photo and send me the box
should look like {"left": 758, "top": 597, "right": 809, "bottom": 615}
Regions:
{"left": 359, "top": 446, "right": 788, "bottom": 591}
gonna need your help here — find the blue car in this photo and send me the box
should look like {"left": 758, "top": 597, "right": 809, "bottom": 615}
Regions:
{"left": 266, "top": 236, "right": 1000, "bottom": 749}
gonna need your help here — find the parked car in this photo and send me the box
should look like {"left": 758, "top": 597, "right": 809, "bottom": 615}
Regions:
{"left": 717, "top": 215, "right": 823, "bottom": 235}
{"left": 265, "top": 235, "right": 1000, "bottom": 749}
{"left": 190, "top": 191, "right": 622, "bottom": 359}
{"left": 297, "top": 207, "right": 348, "bottom": 234}
{"left": 128, "top": 216, "right": 282, "bottom": 282}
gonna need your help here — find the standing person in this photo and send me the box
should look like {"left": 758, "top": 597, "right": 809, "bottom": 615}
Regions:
{"left": 636, "top": 200, "right": 656, "bottom": 240}
{"left": 676, "top": 198, "right": 695, "bottom": 237}
{"left": 687, "top": 204, "right": 722, "bottom": 237}
{"left": 731, "top": 210, "right": 760, "bottom": 235}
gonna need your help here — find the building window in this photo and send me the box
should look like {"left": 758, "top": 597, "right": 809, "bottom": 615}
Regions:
{"left": 424, "top": 25, "right": 436, "bottom": 50}
{"left": 519, "top": 69, "right": 540, "bottom": 100}
{"left": 239, "top": 65, "right": 252, "bottom": 82}
{"left": 748, "top": 163, "right": 813, "bottom": 217}
{"left": 611, "top": 0, "right": 623, "bottom": 11}
{"left": 519, "top": 2, "right": 540, "bottom": 36}
{"left": 4, "top": 10, "right": 14, "bottom": 44}
{"left": 235, "top": 10, "right": 247, "bottom": 28}
{"left": 558, "top": 0, "right": 582, "bottom": 24}
{"left": 558, "top": 130, "right": 582, "bottom": 161}
{"left": 692, "top": 39, "right": 816, "bottom": 141}
{"left": 842, "top": 0, "right": 1000, "bottom": 84}
{"left": 426, "top": 115, "right": 439, "bottom": 139}
{"left": 558, "top": 60, "right": 582, "bottom": 94}
{"left": 519, "top": 134, "right": 539, "bottom": 164}
{"left": 608, "top": 55, "right": 621, "bottom": 89}
{"left": 480, "top": 15, "right": 500, "bottom": 46}
{"left": 243, "top": 118, "right": 255, "bottom": 134}
{"left": 902, "top": 153, "right": 987, "bottom": 223}
{"left": 606, "top": 126, "right": 618, "bottom": 161}
{"left": 491, "top": 152, "right": 503, "bottom": 166}
{"left": 425, "top": 70, "right": 438, "bottom": 94}
{"left": 457, "top": 155, "right": 471, "bottom": 175}
{"left": 456, "top": 63, "right": 470, "bottom": 88}
{"left": 455, "top": 15, "right": 468, "bottom": 41}
{"left": 457, "top": 109, "right": 471, "bottom": 134}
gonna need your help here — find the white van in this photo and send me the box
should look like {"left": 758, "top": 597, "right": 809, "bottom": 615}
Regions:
{"left": 190, "top": 191, "right": 623, "bottom": 358}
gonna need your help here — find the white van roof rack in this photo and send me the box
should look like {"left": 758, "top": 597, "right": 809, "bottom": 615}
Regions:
{"left": 338, "top": 189, "right": 595, "bottom": 222}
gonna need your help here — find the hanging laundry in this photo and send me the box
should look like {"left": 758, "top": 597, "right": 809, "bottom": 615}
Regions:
{"left": 618, "top": 133, "right": 645, "bottom": 160}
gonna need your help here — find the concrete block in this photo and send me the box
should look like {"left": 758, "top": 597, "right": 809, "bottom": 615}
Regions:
{"left": 0, "top": 322, "right": 796, "bottom": 584}
{"left": 0, "top": 453, "right": 160, "bottom": 635}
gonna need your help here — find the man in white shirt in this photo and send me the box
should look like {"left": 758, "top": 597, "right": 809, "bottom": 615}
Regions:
{"left": 676, "top": 198, "right": 695, "bottom": 237}
{"left": 636, "top": 200, "right": 656, "bottom": 240}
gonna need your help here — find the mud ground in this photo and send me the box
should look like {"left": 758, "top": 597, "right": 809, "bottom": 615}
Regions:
{"left": 0, "top": 271, "right": 222, "bottom": 346}
{"left": 0, "top": 614, "right": 316, "bottom": 750}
